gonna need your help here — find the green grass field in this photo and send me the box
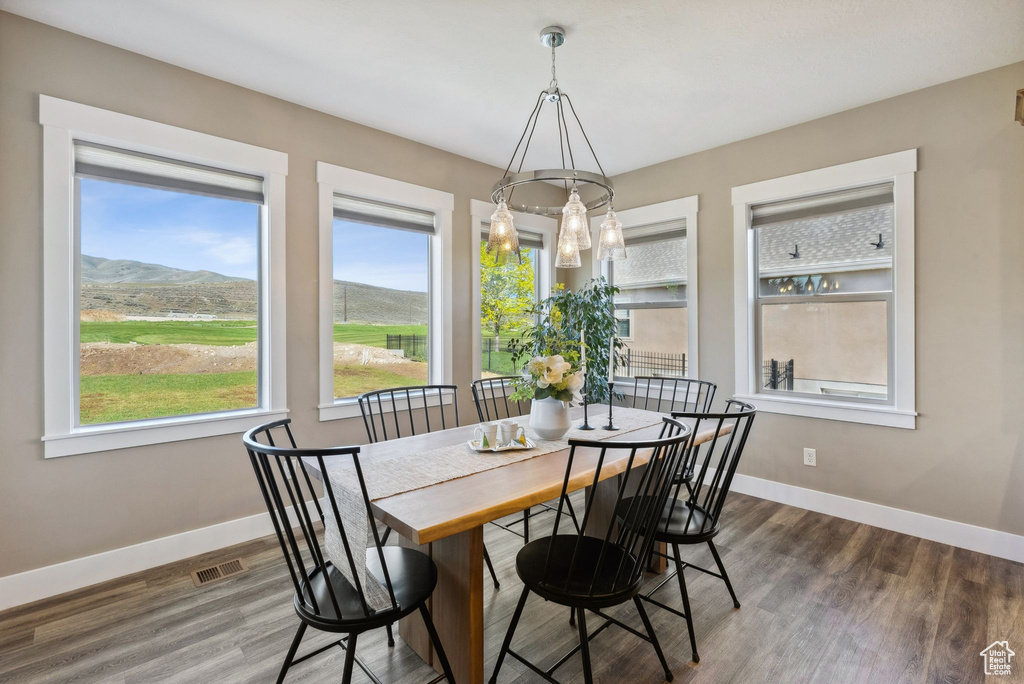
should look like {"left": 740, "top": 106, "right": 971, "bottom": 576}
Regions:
{"left": 78, "top": 320, "right": 529, "bottom": 423}
{"left": 333, "top": 364, "right": 424, "bottom": 398}
{"left": 80, "top": 320, "right": 435, "bottom": 348}
{"left": 332, "top": 323, "right": 427, "bottom": 346}
{"left": 80, "top": 320, "right": 258, "bottom": 346}
{"left": 79, "top": 371, "right": 257, "bottom": 424}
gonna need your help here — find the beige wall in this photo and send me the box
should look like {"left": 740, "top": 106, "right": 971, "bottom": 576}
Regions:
{"left": 0, "top": 12, "right": 565, "bottom": 577}
{"left": 627, "top": 308, "right": 688, "bottom": 357}
{"left": 571, "top": 60, "right": 1024, "bottom": 536}
{"left": 761, "top": 301, "right": 888, "bottom": 386}
{"left": 0, "top": 12, "right": 1021, "bottom": 582}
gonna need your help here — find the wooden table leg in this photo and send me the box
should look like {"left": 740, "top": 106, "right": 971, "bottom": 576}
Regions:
{"left": 399, "top": 526, "right": 484, "bottom": 684}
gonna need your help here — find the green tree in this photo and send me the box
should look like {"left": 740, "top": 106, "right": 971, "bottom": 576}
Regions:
{"left": 481, "top": 243, "right": 535, "bottom": 346}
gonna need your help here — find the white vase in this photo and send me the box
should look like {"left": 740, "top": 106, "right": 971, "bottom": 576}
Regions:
{"left": 529, "top": 396, "right": 572, "bottom": 440}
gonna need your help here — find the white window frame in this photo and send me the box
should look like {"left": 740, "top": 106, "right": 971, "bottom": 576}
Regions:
{"left": 39, "top": 95, "right": 289, "bottom": 458}
{"left": 732, "top": 149, "right": 917, "bottom": 429}
{"left": 470, "top": 199, "right": 557, "bottom": 379}
{"left": 317, "top": 162, "right": 454, "bottom": 421}
{"left": 591, "top": 195, "right": 700, "bottom": 400}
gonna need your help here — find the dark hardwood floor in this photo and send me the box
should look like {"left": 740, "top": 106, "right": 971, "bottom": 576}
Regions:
{"left": 1, "top": 492, "right": 1021, "bottom": 683}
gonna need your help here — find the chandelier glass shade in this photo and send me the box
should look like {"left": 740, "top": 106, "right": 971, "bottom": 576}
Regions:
{"left": 596, "top": 208, "right": 626, "bottom": 261}
{"left": 488, "top": 26, "right": 624, "bottom": 268}
{"left": 485, "top": 199, "right": 520, "bottom": 264}
{"left": 560, "top": 187, "right": 590, "bottom": 249}
{"left": 555, "top": 226, "right": 582, "bottom": 268}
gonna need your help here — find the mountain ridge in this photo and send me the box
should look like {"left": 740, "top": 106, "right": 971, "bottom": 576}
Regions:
{"left": 79, "top": 255, "right": 427, "bottom": 324}
{"left": 81, "top": 254, "right": 250, "bottom": 284}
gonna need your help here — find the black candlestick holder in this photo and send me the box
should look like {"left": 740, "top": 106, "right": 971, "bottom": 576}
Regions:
{"left": 579, "top": 375, "right": 595, "bottom": 430}
{"left": 602, "top": 380, "right": 619, "bottom": 431}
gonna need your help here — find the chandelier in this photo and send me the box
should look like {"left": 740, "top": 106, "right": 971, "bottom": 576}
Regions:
{"left": 487, "top": 26, "right": 625, "bottom": 267}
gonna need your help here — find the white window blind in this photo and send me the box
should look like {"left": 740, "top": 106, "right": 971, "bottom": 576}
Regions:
{"left": 622, "top": 218, "right": 686, "bottom": 245}
{"left": 479, "top": 227, "right": 544, "bottom": 250}
{"left": 751, "top": 183, "right": 893, "bottom": 228}
{"left": 334, "top": 194, "right": 435, "bottom": 235}
{"left": 73, "top": 141, "right": 265, "bottom": 204}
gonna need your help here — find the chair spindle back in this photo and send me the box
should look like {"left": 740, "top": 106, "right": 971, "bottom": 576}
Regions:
{"left": 243, "top": 419, "right": 397, "bottom": 621}
{"left": 470, "top": 376, "right": 529, "bottom": 422}
{"left": 630, "top": 376, "right": 717, "bottom": 414}
{"left": 357, "top": 385, "right": 460, "bottom": 443}
{"left": 541, "top": 417, "right": 692, "bottom": 598}
{"left": 666, "top": 400, "right": 756, "bottom": 537}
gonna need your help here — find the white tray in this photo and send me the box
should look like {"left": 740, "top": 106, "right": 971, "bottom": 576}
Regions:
{"left": 467, "top": 437, "right": 537, "bottom": 453}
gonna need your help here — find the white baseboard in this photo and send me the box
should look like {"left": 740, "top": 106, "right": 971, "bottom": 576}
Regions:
{"left": 3, "top": 474, "right": 1022, "bottom": 614}
{"left": 728, "top": 472, "right": 1024, "bottom": 564}
{"left": 0, "top": 500, "right": 320, "bottom": 613}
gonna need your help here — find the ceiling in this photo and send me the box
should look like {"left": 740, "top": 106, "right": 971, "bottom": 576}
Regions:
{"left": 5, "top": 0, "right": 1024, "bottom": 175}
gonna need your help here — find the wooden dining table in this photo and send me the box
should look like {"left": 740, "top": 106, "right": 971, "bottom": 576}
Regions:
{"left": 305, "top": 405, "right": 728, "bottom": 684}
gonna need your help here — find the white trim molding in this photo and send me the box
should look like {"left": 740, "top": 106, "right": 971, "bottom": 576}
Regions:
{"left": 39, "top": 95, "right": 289, "bottom": 457}
{"left": 317, "top": 162, "right": 454, "bottom": 421}
{"left": 0, "top": 499, "right": 322, "bottom": 613}
{"left": 591, "top": 195, "right": 700, "bottom": 379}
{"left": 469, "top": 198, "right": 558, "bottom": 380}
{"left": 732, "top": 149, "right": 917, "bottom": 428}
{"left": 724, "top": 471, "right": 1024, "bottom": 564}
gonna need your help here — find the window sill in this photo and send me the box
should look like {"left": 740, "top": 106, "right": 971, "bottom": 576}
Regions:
{"left": 734, "top": 393, "right": 916, "bottom": 429}
{"left": 42, "top": 408, "right": 290, "bottom": 458}
{"left": 318, "top": 390, "right": 455, "bottom": 423}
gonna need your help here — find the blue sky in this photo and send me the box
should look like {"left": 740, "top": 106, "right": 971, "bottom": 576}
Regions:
{"left": 80, "top": 178, "right": 259, "bottom": 279}
{"left": 333, "top": 219, "right": 428, "bottom": 292}
{"left": 79, "top": 179, "right": 429, "bottom": 291}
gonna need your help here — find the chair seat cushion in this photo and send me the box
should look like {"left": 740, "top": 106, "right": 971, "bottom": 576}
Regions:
{"left": 296, "top": 546, "right": 436, "bottom": 627}
{"left": 516, "top": 535, "right": 641, "bottom": 607}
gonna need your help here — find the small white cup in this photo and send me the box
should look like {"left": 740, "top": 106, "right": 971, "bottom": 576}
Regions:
{"left": 498, "top": 420, "right": 526, "bottom": 447}
{"left": 474, "top": 422, "right": 499, "bottom": 448}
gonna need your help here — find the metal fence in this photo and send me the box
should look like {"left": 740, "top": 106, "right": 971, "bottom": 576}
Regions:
{"left": 481, "top": 337, "right": 518, "bottom": 374}
{"left": 385, "top": 334, "right": 428, "bottom": 361}
{"left": 763, "top": 358, "right": 795, "bottom": 390}
{"left": 616, "top": 348, "right": 687, "bottom": 378}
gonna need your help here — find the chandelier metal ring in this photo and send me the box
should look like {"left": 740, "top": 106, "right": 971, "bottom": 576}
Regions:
{"left": 491, "top": 169, "right": 615, "bottom": 216}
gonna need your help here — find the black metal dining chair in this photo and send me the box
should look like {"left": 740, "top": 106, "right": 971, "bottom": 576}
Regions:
{"left": 243, "top": 419, "right": 455, "bottom": 684}
{"left": 630, "top": 376, "right": 717, "bottom": 414}
{"left": 470, "top": 376, "right": 579, "bottom": 545}
{"left": 358, "top": 385, "right": 501, "bottom": 591}
{"left": 622, "top": 400, "right": 756, "bottom": 664}
{"left": 632, "top": 377, "right": 717, "bottom": 498}
{"left": 489, "top": 417, "right": 693, "bottom": 684}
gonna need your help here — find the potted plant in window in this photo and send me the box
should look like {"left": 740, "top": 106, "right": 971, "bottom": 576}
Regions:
{"left": 511, "top": 279, "right": 621, "bottom": 439}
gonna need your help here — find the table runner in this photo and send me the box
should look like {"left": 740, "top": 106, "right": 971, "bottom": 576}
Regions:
{"left": 322, "top": 406, "right": 667, "bottom": 610}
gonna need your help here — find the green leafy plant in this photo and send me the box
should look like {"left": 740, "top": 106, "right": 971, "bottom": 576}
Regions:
{"left": 511, "top": 277, "right": 622, "bottom": 405}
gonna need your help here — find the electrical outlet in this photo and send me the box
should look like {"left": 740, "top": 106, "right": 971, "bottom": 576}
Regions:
{"left": 803, "top": 448, "right": 816, "bottom": 467}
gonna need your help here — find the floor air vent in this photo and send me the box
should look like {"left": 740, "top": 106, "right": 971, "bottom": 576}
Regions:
{"left": 190, "top": 558, "right": 248, "bottom": 588}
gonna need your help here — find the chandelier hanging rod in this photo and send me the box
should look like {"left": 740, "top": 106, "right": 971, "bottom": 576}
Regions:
{"left": 490, "top": 91, "right": 615, "bottom": 215}
{"left": 491, "top": 26, "right": 614, "bottom": 216}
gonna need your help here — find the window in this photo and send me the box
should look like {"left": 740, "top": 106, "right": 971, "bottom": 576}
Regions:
{"left": 470, "top": 200, "right": 557, "bottom": 379}
{"left": 318, "top": 163, "right": 453, "bottom": 421}
{"left": 614, "top": 308, "right": 631, "bottom": 338}
{"left": 593, "top": 196, "right": 699, "bottom": 387}
{"left": 733, "top": 150, "right": 916, "bottom": 428}
{"left": 40, "top": 96, "right": 288, "bottom": 457}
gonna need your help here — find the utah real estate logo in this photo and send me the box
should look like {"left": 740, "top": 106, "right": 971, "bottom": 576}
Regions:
{"left": 980, "top": 641, "right": 1015, "bottom": 676}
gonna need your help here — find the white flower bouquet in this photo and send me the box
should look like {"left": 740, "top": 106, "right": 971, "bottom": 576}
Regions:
{"left": 513, "top": 352, "right": 585, "bottom": 403}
